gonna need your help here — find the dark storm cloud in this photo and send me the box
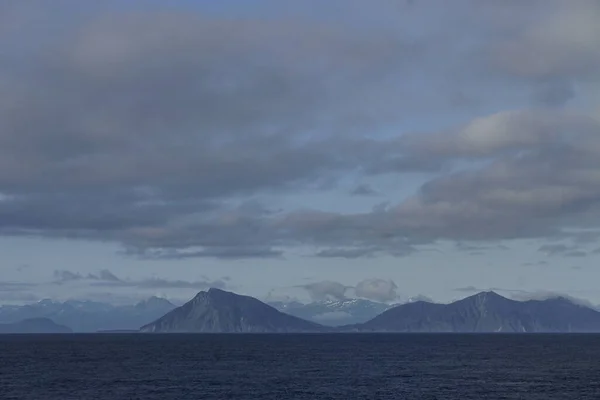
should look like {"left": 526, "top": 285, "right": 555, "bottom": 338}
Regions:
{"left": 0, "top": 1, "right": 599, "bottom": 259}
{"left": 53, "top": 269, "right": 227, "bottom": 290}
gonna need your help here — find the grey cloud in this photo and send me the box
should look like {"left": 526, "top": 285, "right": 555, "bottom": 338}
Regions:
{"left": 315, "top": 244, "right": 415, "bottom": 259}
{"left": 354, "top": 279, "right": 399, "bottom": 302}
{"left": 0, "top": 292, "right": 39, "bottom": 302}
{"left": 0, "top": 1, "right": 599, "bottom": 259}
{"left": 122, "top": 246, "right": 283, "bottom": 260}
{"left": 453, "top": 286, "right": 483, "bottom": 293}
{"left": 53, "top": 269, "right": 227, "bottom": 290}
{"left": 0, "top": 281, "right": 37, "bottom": 303}
{"left": 315, "top": 248, "right": 379, "bottom": 259}
{"left": 522, "top": 261, "right": 549, "bottom": 267}
{"left": 455, "top": 242, "right": 509, "bottom": 252}
{"left": 406, "top": 294, "right": 434, "bottom": 303}
{"left": 0, "top": 2, "right": 433, "bottom": 258}
{"left": 108, "top": 277, "right": 227, "bottom": 291}
{"left": 99, "top": 106, "right": 600, "bottom": 254}
{"left": 53, "top": 269, "right": 121, "bottom": 283}
{"left": 487, "top": 1, "right": 600, "bottom": 80}
{"left": 564, "top": 251, "right": 588, "bottom": 258}
{"left": 299, "top": 281, "right": 350, "bottom": 301}
{"left": 531, "top": 79, "right": 575, "bottom": 107}
{"left": 508, "top": 291, "right": 597, "bottom": 309}
{"left": 300, "top": 278, "right": 399, "bottom": 302}
{"left": 538, "top": 244, "right": 587, "bottom": 258}
{"left": 371, "top": 109, "right": 600, "bottom": 243}
{"left": 350, "top": 184, "right": 378, "bottom": 196}
{"left": 0, "top": 282, "right": 36, "bottom": 292}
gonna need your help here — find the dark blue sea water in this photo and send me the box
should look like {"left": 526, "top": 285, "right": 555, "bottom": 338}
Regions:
{"left": 1, "top": 334, "right": 599, "bottom": 399}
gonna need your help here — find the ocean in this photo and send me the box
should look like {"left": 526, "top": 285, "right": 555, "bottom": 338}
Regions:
{"left": 1, "top": 334, "right": 599, "bottom": 399}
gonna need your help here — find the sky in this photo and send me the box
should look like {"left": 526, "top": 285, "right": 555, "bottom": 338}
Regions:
{"left": 1, "top": 0, "right": 600, "bottom": 306}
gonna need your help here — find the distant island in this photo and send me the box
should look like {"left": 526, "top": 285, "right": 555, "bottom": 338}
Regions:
{"left": 0, "top": 297, "right": 177, "bottom": 333}
{"left": 139, "top": 288, "right": 600, "bottom": 333}
{"left": 140, "top": 288, "right": 326, "bottom": 333}
{"left": 0, "top": 318, "right": 72, "bottom": 334}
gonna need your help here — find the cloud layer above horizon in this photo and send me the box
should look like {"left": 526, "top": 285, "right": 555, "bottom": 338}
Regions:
{"left": 1, "top": 0, "right": 600, "bottom": 265}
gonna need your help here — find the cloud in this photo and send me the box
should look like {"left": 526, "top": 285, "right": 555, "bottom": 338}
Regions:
{"left": 122, "top": 246, "right": 283, "bottom": 260}
{"left": 0, "top": 282, "right": 36, "bottom": 292}
{"left": 53, "top": 269, "right": 227, "bottom": 290}
{"left": 299, "top": 281, "right": 350, "bottom": 301}
{"left": 350, "top": 184, "right": 378, "bottom": 196}
{"left": 508, "top": 291, "right": 597, "bottom": 309}
{"left": 0, "top": 281, "right": 37, "bottom": 302}
{"left": 0, "top": 1, "right": 430, "bottom": 258}
{"left": 453, "top": 286, "right": 482, "bottom": 293}
{"left": 0, "top": 1, "right": 599, "bottom": 259}
{"left": 488, "top": 0, "right": 600, "bottom": 80}
{"left": 538, "top": 244, "right": 587, "bottom": 258}
{"left": 354, "top": 279, "right": 399, "bottom": 302}
{"left": 406, "top": 294, "right": 434, "bottom": 303}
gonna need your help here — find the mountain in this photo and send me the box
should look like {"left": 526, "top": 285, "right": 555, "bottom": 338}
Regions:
{"left": 140, "top": 288, "right": 326, "bottom": 333}
{"left": 0, "top": 297, "right": 177, "bottom": 332}
{"left": 269, "top": 298, "right": 394, "bottom": 326}
{"left": 0, "top": 318, "right": 72, "bottom": 334}
{"left": 352, "top": 291, "right": 600, "bottom": 333}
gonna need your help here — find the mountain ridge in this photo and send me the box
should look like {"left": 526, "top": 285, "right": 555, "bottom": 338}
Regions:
{"left": 352, "top": 290, "right": 600, "bottom": 333}
{"left": 0, "top": 297, "right": 177, "bottom": 332}
{"left": 140, "top": 289, "right": 600, "bottom": 333}
{"left": 140, "top": 288, "right": 327, "bottom": 333}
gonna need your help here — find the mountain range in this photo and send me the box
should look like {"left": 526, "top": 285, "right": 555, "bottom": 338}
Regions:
{"left": 268, "top": 298, "right": 394, "bottom": 326}
{"left": 347, "top": 291, "right": 600, "bottom": 333}
{"left": 267, "top": 296, "right": 433, "bottom": 326}
{"left": 0, "top": 297, "right": 177, "bottom": 332}
{"left": 4, "top": 289, "right": 600, "bottom": 334}
{"left": 141, "top": 289, "right": 600, "bottom": 333}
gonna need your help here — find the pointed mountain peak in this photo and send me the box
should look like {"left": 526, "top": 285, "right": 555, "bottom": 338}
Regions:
{"left": 457, "top": 291, "right": 511, "bottom": 309}
{"left": 207, "top": 287, "right": 228, "bottom": 295}
{"left": 471, "top": 291, "right": 507, "bottom": 301}
{"left": 136, "top": 296, "right": 175, "bottom": 309}
{"left": 481, "top": 290, "right": 502, "bottom": 297}
{"left": 198, "top": 287, "right": 236, "bottom": 300}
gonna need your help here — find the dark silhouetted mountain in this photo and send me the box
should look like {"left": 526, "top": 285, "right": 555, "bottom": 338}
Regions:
{"left": 0, "top": 318, "right": 72, "bottom": 334}
{"left": 351, "top": 291, "right": 600, "bottom": 333}
{"left": 269, "top": 298, "right": 394, "bottom": 326}
{"left": 0, "top": 297, "right": 177, "bottom": 332}
{"left": 140, "top": 288, "right": 326, "bottom": 333}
